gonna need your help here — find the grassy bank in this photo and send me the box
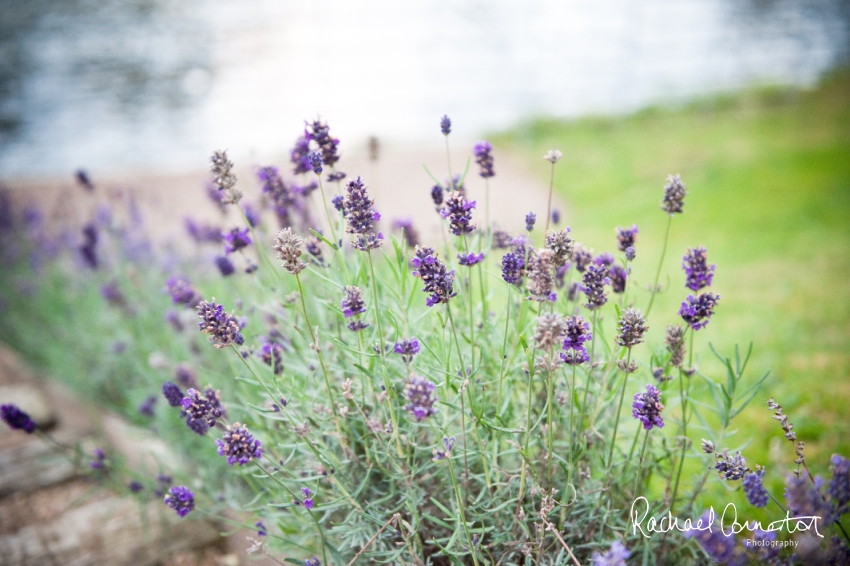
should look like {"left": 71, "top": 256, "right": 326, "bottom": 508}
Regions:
{"left": 493, "top": 70, "right": 850, "bottom": 503}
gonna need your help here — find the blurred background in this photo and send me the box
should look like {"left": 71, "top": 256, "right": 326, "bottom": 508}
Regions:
{"left": 0, "top": 0, "right": 848, "bottom": 176}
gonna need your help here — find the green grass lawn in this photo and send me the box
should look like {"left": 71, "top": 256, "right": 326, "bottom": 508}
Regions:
{"left": 492, "top": 69, "right": 850, "bottom": 501}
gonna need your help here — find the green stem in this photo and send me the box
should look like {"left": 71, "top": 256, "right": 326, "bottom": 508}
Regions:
{"left": 567, "top": 363, "right": 576, "bottom": 489}
{"left": 545, "top": 161, "right": 555, "bottom": 233}
{"left": 646, "top": 214, "right": 672, "bottom": 317}
{"left": 634, "top": 429, "right": 650, "bottom": 494}
{"left": 316, "top": 174, "right": 336, "bottom": 241}
{"left": 447, "top": 456, "right": 481, "bottom": 566}
{"left": 607, "top": 348, "right": 632, "bottom": 469}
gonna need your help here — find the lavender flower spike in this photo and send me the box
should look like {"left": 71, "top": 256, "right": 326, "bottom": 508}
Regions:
{"left": 343, "top": 177, "right": 383, "bottom": 250}
{"left": 217, "top": 422, "right": 263, "bottom": 466}
{"left": 616, "top": 225, "right": 638, "bottom": 252}
{"left": 632, "top": 384, "right": 664, "bottom": 430}
{"left": 411, "top": 246, "right": 456, "bottom": 307}
{"left": 182, "top": 386, "right": 227, "bottom": 427}
{"left": 223, "top": 227, "right": 252, "bottom": 254}
{"left": 404, "top": 375, "right": 437, "bottom": 422}
{"left": 543, "top": 149, "right": 562, "bottom": 163}
{"left": 501, "top": 252, "right": 525, "bottom": 286}
{"left": 440, "top": 191, "right": 476, "bottom": 236}
{"left": 661, "top": 174, "right": 686, "bottom": 215}
{"left": 1, "top": 404, "right": 37, "bottom": 433}
{"left": 591, "top": 541, "right": 630, "bottom": 566}
{"left": 457, "top": 252, "right": 484, "bottom": 266}
{"left": 273, "top": 228, "right": 307, "bottom": 275}
{"left": 526, "top": 248, "right": 556, "bottom": 302}
{"left": 197, "top": 299, "right": 244, "bottom": 348}
{"left": 440, "top": 115, "right": 451, "bottom": 135}
{"left": 534, "top": 313, "right": 566, "bottom": 352}
{"left": 682, "top": 245, "right": 715, "bottom": 291}
{"left": 340, "top": 286, "right": 367, "bottom": 318}
{"left": 525, "top": 212, "right": 536, "bottom": 232}
{"left": 679, "top": 292, "right": 720, "bottom": 330}
{"left": 165, "top": 276, "right": 201, "bottom": 307}
{"left": 393, "top": 338, "right": 420, "bottom": 364}
{"left": 616, "top": 308, "right": 648, "bottom": 348}
{"left": 308, "top": 151, "right": 323, "bottom": 175}
{"left": 162, "top": 382, "right": 184, "bottom": 407}
{"left": 210, "top": 150, "right": 241, "bottom": 205}
{"left": 743, "top": 466, "right": 769, "bottom": 507}
{"left": 164, "top": 485, "right": 195, "bottom": 517}
{"left": 545, "top": 227, "right": 573, "bottom": 268}
{"left": 473, "top": 141, "right": 495, "bottom": 178}
{"left": 580, "top": 263, "right": 610, "bottom": 310}
{"left": 560, "top": 315, "right": 592, "bottom": 366}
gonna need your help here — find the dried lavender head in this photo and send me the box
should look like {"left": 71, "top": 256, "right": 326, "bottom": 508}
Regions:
{"left": 393, "top": 338, "right": 420, "bottom": 364}
{"left": 223, "top": 227, "right": 252, "bottom": 254}
{"left": 210, "top": 150, "right": 241, "bottom": 205}
{"left": 701, "top": 439, "right": 716, "bottom": 454}
{"left": 743, "top": 466, "right": 768, "bottom": 508}
{"left": 609, "top": 264, "right": 627, "bottom": 294}
{"left": 1, "top": 404, "right": 37, "bottom": 433}
{"left": 164, "top": 485, "right": 195, "bottom": 517}
{"left": 526, "top": 248, "right": 556, "bottom": 302}
{"left": 581, "top": 264, "right": 610, "bottom": 310}
{"left": 616, "top": 308, "right": 648, "bottom": 348}
{"left": 217, "top": 422, "right": 262, "bottom": 466}
{"left": 525, "top": 212, "right": 536, "bottom": 232}
{"left": 290, "top": 135, "right": 312, "bottom": 174}
{"left": 273, "top": 228, "right": 307, "bottom": 275}
{"left": 679, "top": 292, "right": 720, "bottom": 330}
{"left": 473, "top": 141, "right": 495, "bottom": 178}
{"left": 340, "top": 286, "right": 367, "bottom": 318}
{"left": 166, "top": 276, "right": 201, "bottom": 307}
{"left": 572, "top": 244, "right": 593, "bottom": 273}
{"left": 258, "top": 341, "right": 284, "bottom": 375}
{"left": 440, "top": 115, "right": 451, "bottom": 135}
{"left": 661, "top": 174, "right": 686, "bottom": 215}
{"left": 457, "top": 252, "right": 484, "bottom": 266}
{"left": 682, "top": 246, "right": 715, "bottom": 291}
{"left": 440, "top": 191, "right": 476, "bottom": 236}
{"left": 714, "top": 448, "right": 748, "bottom": 481}
{"left": 632, "top": 384, "right": 664, "bottom": 430}
{"left": 545, "top": 228, "right": 574, "bottom": 268}
{"left": 197, "top": 299, "right": 244, "bottom": 348}
{"left": 534, "top": 313, "right": 567, "bottom": 352}
{"left": 591, "top": 541, "right": 630, "bottom": 566}
{"left": 404, "top": 375, "right": 437, "bottom": 422}
{"left": 616, "top": 225, "right": 638, "bottom": 252}
{"left": 308, "top": 151, "right": 323, "bottom": 175}
{"left": 162, "top": 382, "right": 184, "bottom": 407}
{"left": 543, "top": 149, "right": 562, "bottom": 163}
{"left": 501, "top": 252, "right": 525, "bottom": 286}
{"left": 307, "top": 119, "right": 340, "bottom": 167}
{"left": 181, "top": 386, "right": 226, "bottom": 427}
{"left": 411, "top": 246, "right": 456, "bottom": 307}
{"left": 665, "top": 324, "right": 686, "bottom": 367}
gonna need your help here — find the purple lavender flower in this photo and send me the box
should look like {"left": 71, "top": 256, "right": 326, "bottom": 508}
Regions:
{"left": 165, "top": 276, "right": 201, "bottom": 307}
{"left": 154, "top": 473, "right": 172, "bottom": 497}
{"left": 307, "top": 119, "right": 340, "bottom": 167}
{"left": 609, "top": 264, "right": 627, "bottom": 293}
{"left": 175, "top": 365, "right": 198, "bottom": 389}
{"left": 679, "top": 292, "right": 720, "bottom": 330}
{"left": 573, "top": 244, "right": 592, "bottom": 272}
{"left": 215, "top": 256, "right": 235, "bottom": 276}
{"left": 273, "top": 228, "right": 307, "bottom": 274}
{"left": 187, "top": 416, "right": 210, "bottom": 436}
{"left": 581, "top": 264, "right": 610, "bottom": 310}
{"left": 243, "top": 203, "right": 261, "bottom": 228}
{"left": 616, "top": 225, "right": 638, "bottom": 252}
{"left": 91, "top": 448, "right": 106, "bottom": 470}
{"left": 197, "top": 299, "right": 244, "bottom": 348}
{"left": 625, "top": 246, "right": 636, "bottom": 261}
{"left": 501, "top": 252, "right": 525, "bottom": 286}
{"left": 347, "top": 320, "right": 370, "bottom": 332}
{"left": 682, "top": 246, "right": 715, "bottom": 291}
{"left": 554, "top": 264, "right": 569, "bottom": 288}
{"left": 301, "top": 486, "right": 315, "bottom": 509}
{"left": 290, "top": 135, "right": 312, "bottom": 174}
{"left": 223, "top": 227, "right": 252, "bottom": 254}
{"left": 594, "top": 252, "right": 615, "bottom": 267}
{"left": 616, "top": 308, "right": 648, "bottom": 348}
{"left": 525, "top": 212, "right": 536, "bottom": 232}
{"left": 829, "top": 454, "right": 850, "bottom": 515}
{"left": 162, "top": 382, "right": 184, "bottom": 407}
{"left": 138, "top": 395, "right": 157, "bottom": 417}
{"left": 440, "top": 115, "right": 451, "bottom": 135}
{"left": 473, "top": 141, "right": 495, "bottom": 178}
{"left": 327, "top": 171, "right": 346, "bottom": 183}
{"left": 76, "top": 169, "right": 94, "bottom": 191}
{"left": 164, "top": 485, "right": 195, "bottom": 517}
{"left": 545, "top": 228, "right": 574, "bottom": 268}
{"left": 182, "top": 386, "right": 226, "bottom": 427}
{"left": 785, "top": 474, "right": 834, "bottom": 525}
{"left": 714, "top": 448, "right": 749, "bottom": 481}
{"left": 308, "top": 151, "right": 323, "bottom": 175}
{"left": 99, "top": 283, "right": 126, "bottom": 308}
{"left": 210, "top": 150, "right": 241, "bottom": 205}
{"left": 534, "top": 313, "right": 566, "bottom": 352}
{"left": 458, "top": 252, "right": 484, "bottom": 266}
{"left": 393, "top": 338, "right": 420, "bottom": 364}
{"left": 404, "top": 375, "right": 437, "bottom": 422}
{"left": 305, "top": 557, "right": 321, "bottom": 566}
{"left": 440, "top": 191, "right": 476, "bottom": 236}
{"left": 591, "top": 541, "right": 630, "bottom": 566}
{"left": 560, "top": 315, "right": 592, "bottom": 366}
{"left": 331, "top": 194, "right": 345, "bottom": 212}
{"left": 632, "top": 384, "right": 664, "bottom": 430}
{"left": 1, "top": 404, "right": 37, "bottom": 433}
{"left": 185, "top": 219, "right": 223, "bottom": 244}
{"left": 80, "top": 223, "right": 98, "bottom": 269}
{"left": 433, "top": 436, "right": 456, "bottom": 460}
{"left": 392, "top": 218, "right": 420, "bottom": 248}
{"left": 683, "top": 512, "right": 736, "bottom": 563}
{"left": 661, "top": 174, "right": 686, "bottom": 215}
{"left": 128, "top": 480, "right": 144, "bottom": 493}
{"left": 343, "top": 177, "right": 383, "bottom": 250}
{"left": 430, "top": 185, "right": 444, "bottom": 206}
{"left": 217, "top": 422, "right": 262, "bottom": 466}
{"left": 340, "top": 286, "right": 367, "bottom": 318}
{"left": 743, "top": 467, "right": 768, "bottom": 508}
{"left": 256, "top": 521, "right": 267, "bottom": 537}
{"left": 411, "top": 246, "right": 456, "bottom": 307}
{"left": 258, "top": 341, "right": 284, "bottom": 375}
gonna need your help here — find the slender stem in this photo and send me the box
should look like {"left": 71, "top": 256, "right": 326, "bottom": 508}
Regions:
{"left": 607, "top": 348, "right": 632, "bottom": 468}
{"left": 577, "top": 310, "right": 599, "bottom": 441}
{"left": 446, "top": 303, "right": 471, "bottom": 493}
{"left": 567, "top": 363, "right": 576, "bottom": 489}
{"left": 515, "top": 349, "right": 537, "bottom": 520}
{"left": 546, "top": 352, "right": 556, "bottom": 492}
{"left": 485, "top": 177, "right": 490, "bottom": 233}
{"left": 646, "top": 214, "right": 672, "bottom": 317}
{"left": 316, "top": 174, "right": 336, "bottom": 240}
{"left": 444, "top": 136, "right": 454, "bottom": 185}
{"left": 634, "top": 429, "right": 650, "bottom": 494}
{"left": 496, "top": 287, "right": 511, "bottom": 415}
{"left": 347, "top": 514, "right": 400, "bottom": 566}
{"left": 447, "top": 457, "right": 481, "bottom": 566}
{"left": 545, "top": 161, "right": 555, "bottom": 232}
{"left": 366, "top": 250, "right": 404, "bottom": 458}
